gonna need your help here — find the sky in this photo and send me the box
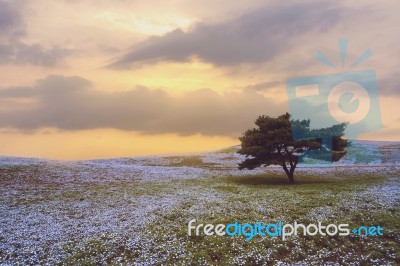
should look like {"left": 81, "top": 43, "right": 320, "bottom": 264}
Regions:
{"left": 0, "top": 0, "right": 399, "bottom": 160}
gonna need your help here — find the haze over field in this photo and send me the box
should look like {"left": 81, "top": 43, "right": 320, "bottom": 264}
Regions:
{"left": 0, "top": 0, "right": 400, "bottom": 159}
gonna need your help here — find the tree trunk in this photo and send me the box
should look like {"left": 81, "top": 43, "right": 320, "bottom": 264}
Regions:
{"left": 282, "top": 163, "right": 296, "bottom": 183}
{"left": 288, "top": 172, "right": 294, "bottom": 183}
{"left": 289, "top": 163, "right": 296, "bottom": 183}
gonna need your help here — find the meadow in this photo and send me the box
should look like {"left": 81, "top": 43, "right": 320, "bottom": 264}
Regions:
{"left": 0, "top": 141, "right": 399, "bottom": 265}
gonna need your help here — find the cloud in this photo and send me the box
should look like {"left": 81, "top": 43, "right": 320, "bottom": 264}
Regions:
{"left": 378, "top": 69, "right": 400, "bottom": 96}
{"left": 245, "top": 81, "right": 282, "bottom": 91}
{"left": 0, "top": 0, "right": 71, "bottom": 66}
{"left": 0, "top": 75, "right": 286, "bottom": 136}
{"left": 0, "top": 41, "right": 72, "bottom": 66}
{"left": 109, "top": 2, "right": 341, "bottom": 68}
{"left": 0, "top": 0, "right": 22, "bottom": 33}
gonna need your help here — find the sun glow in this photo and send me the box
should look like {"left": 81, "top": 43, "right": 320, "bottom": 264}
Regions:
{"left": 94, "top": 11, "right": 193, "bottom": 36}
{"left": 0, "top": 128, "right": 238, "bottom": 160}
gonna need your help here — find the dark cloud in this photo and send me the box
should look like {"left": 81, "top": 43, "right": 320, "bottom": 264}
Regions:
{"left": 0, "top": 0, "right": 21, "bottom": 33}
{"left": 0, "top": 0, "right": 71, "bottom": 66}
{"left": 245, "top": 81, "right": 282, "bottom": 91}
{"left": 0, "top": 41, "right": 72, "bottom": 66}
{"left": 109, "top": 2, "right": 341, "bottom": 68}
{"left": 0, "top": 75, "right": 285, "bottom": 137}
{"left": 378, "top": 69, "right": 400, "bottom": 96}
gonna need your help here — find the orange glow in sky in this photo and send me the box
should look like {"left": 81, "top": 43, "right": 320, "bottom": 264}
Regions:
{"left": 0, "top": 0, "right": 399, "bottom": 159}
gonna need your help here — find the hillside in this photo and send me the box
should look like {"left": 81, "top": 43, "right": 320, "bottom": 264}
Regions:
{"left": 0, "top": 140, "right": 399, "bottom": 265}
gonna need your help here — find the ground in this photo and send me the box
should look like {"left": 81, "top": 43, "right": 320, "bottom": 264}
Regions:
{"left": 0, "top": 140, "right": 399, "bottom": 265}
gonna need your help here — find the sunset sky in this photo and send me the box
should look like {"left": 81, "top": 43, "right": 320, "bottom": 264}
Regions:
{"left": 0, "top": 0, "right": 399, "bottom": 160}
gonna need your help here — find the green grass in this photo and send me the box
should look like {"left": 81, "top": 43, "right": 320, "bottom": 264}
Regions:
{"left": 216, "top": 146, "right": 239, "bottom": 154}
{"left": 53, "top": 172, "right": 398, "bottom": 265}
{"left": 1, "top": 161, "right": 399, "bottom": 265}
{"left": 168, "top": 156, "right": 218, "bottom": 169}
{"left": 134, "top": 173, "right": 399, "bottom": 265}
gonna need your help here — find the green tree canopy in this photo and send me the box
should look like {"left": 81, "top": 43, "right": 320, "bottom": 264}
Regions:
{"left": 238, "top": 113, "right": 347, "bottom": 183}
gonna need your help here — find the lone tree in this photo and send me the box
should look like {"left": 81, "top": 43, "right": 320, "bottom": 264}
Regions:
{"left": 238, "top": 113, "right": 347, "bottom": 183}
